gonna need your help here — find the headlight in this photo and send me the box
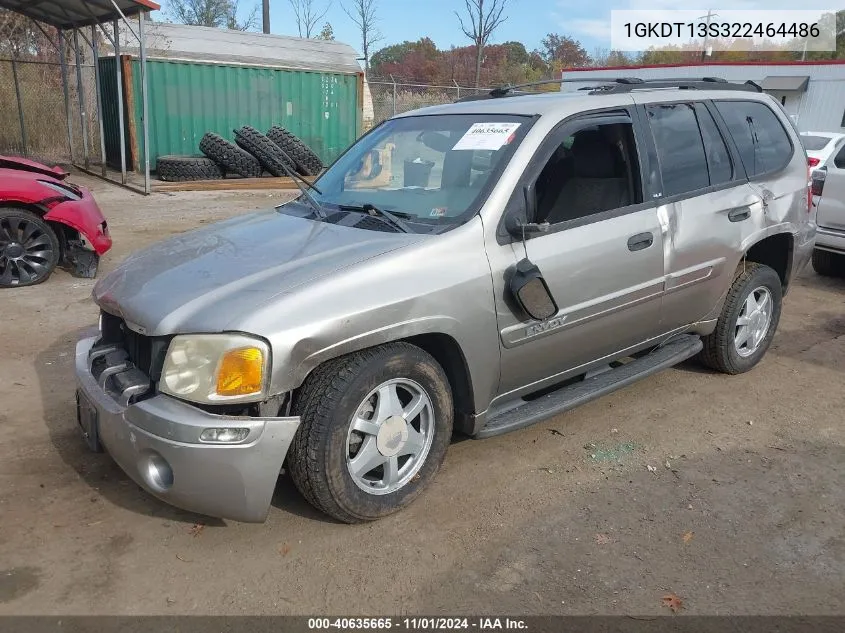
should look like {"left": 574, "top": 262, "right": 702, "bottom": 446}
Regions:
{"left": 159, "top": 334, "right": 271, "bottom": 404}
{"left": 38, "top": 179, "right": 82, "bottom": 201}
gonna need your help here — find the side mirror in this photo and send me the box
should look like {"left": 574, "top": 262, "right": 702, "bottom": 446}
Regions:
{"left": 505, "top": 184, "right": 550, "bottom": 238}
{"left": 509, "top": 258, "right": 558, "bottom": 321}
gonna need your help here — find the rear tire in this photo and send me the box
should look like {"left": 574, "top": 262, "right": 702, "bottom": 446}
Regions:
{"left": 199, "top": 132, "right": 262, "bottom": 178}
{"left": 156, "top": 155, "right": 224, "bottom": 181}
{"left": 0, "top": 208, "right": 60, "bottom": 288}
{"left": 700, "top": 262, "right": 782, "bottom": 374}
{"left": 288, "top": 343, "right": 453, "bottom": 523}
{"left": 811, "top": 248, "right": 844, "bottom": 277}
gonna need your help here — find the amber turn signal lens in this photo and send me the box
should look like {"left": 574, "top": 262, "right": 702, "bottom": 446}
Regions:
{"left": 215, "top": 347, "right": 264, "bottom": 397}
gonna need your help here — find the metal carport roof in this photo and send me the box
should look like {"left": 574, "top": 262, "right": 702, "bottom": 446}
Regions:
{"left": 0, "top": 0, "right": 160, "bottom": 29}
{"left": 1, "top": 0, "right": 160, "bottom": 193}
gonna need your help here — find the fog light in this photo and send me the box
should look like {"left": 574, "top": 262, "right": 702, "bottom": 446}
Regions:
{"left": 140, "top": 451, "right": 173, "bottom": 492}
{"left": 200, "top": 427, "right": 250, "bottom": 443}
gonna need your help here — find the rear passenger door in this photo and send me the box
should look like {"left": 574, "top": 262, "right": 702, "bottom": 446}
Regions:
{"left": 713, "top": 99, "right": 804, "bottom": 239}
{"left": 635, "top": 95, "right": 762, "bottom": 330}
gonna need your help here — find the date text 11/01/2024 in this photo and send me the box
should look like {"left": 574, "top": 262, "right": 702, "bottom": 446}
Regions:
{"left": 623, "top": 21, "right": 820, "bottom": 39}
{"left": 307, "top": 618, "right": 529, "bottom": 630}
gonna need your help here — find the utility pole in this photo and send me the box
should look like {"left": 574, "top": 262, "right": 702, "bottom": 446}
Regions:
{"left": 263, "top": 0, "right": 270, "bottom": 33}
{"left": 699, "top": 9, "right": 717, "bottom": 61}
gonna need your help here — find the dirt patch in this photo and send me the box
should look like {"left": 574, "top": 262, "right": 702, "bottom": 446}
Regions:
{"left": 0, "top": 568, "right": 41, "bottom": 604}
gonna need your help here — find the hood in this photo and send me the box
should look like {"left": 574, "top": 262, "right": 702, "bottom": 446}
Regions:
{"left": 93, "top": 209, "right": 422, "bottom": 335}
{"left": 0, "top": 155, "right": 68, "bottom": 179}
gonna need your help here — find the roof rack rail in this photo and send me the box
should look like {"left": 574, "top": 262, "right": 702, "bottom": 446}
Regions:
{"left": 455, "top": 76, "right": 762, "bottom": 102}
{"left": 592, "top": 77, "right": 762, "bottom": 94}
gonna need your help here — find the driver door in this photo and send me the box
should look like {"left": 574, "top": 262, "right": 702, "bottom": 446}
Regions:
{"left": 486, "top": 108, "right": 666, "bottom": 398}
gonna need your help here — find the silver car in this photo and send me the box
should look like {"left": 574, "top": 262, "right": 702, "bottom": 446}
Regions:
{"left": 75, "top": 78, "right": 815, "bottom": 523}
{"left": 810, "top": 139, "right": 845, "bottom": 276}
{"left": 801, "top": 131, "right": 845, "bottom": 170}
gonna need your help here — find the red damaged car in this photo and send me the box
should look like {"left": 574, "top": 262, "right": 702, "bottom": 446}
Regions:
{"left": 0, "top": 156, "right": 112, "bottom": 288}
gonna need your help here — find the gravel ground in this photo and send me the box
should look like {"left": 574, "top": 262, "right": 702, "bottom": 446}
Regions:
{"left": 1, "top": 174, "right": 843, "bottom": 615}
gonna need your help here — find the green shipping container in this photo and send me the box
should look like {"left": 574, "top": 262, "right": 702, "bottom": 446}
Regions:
{"left": 99, "top": 53, "right": 362, "bottom": 173}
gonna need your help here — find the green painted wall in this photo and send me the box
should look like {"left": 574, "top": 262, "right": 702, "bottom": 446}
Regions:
{"left": 100, "top": 56, "right": 361, "bottom": 172}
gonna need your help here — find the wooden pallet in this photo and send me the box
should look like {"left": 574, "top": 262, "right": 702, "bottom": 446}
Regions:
{"left": 152, "top": 175, "right": 317, "bottom": 192}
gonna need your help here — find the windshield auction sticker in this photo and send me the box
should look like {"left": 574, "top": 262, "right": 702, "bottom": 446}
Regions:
{"left": 453, "top": 123, "right": 521, "bottom": 151}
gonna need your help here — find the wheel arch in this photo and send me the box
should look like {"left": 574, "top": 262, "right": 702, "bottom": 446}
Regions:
{"left": 743, "top": 231, "right": 794, "bottom": 291}
{"left": 1, "top": 200, "right": 77, "bottom": 255}
{"left": 402, "top": 333, "right": 476, "bottom": 436}
{"left": 1, "top": 199, "right": 48, "bottom": 215}
{"left": 286, "top": 328, "right": 478, "bottom": 436}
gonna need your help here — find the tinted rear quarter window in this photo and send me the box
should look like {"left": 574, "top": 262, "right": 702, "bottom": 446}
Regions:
{"left": 646, "top": 103, "right": 709, "bottom": 197}
{"left": 715, "top": 100, "right": 793, "bottom": 177}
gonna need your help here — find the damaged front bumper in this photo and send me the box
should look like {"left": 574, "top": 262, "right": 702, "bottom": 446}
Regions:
{"left": 75, "top": 335, "right": 300, "bottom": 523}
{"left": 44, "top": 186, "right": 112, "bottom": 278}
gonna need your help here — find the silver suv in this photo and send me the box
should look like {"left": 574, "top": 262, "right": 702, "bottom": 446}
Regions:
{"left": 810, "top": 141, "right": 845, "bottom": 276}
{"left": 75, "top": 78, "right": 815, "bottom": 523}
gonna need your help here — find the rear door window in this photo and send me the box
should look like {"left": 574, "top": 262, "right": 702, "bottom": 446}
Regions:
{"left": 646, "top": 103, "right": 709, "bottom": 197}
{"left": 695, "top": 104, "right": 733, "bottom": 186}
{"left": 714, "top": 100, "right": 793, "bottom": 177}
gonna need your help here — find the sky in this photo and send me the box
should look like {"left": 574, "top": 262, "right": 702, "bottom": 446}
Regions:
{"left": 157, "top": 1, "right": 840, "bottom": 59}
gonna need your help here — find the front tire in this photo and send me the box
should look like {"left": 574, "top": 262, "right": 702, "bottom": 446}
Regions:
{"left": 700, "top": 262, "right": 782, "bottom": 374}
{"left": 288, "top": 343, "right": 453, "bottom": 523}
{"left": 0, "top": 208, "right": 60, "bottom": 288}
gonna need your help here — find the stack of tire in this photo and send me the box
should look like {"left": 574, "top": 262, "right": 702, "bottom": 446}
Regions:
{"left": 156, "top": 125, "right": 324, "bottom": 182}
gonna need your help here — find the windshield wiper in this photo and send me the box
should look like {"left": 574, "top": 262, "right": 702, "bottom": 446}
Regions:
{"left": 273, "top": 156, "right": 326, "bottom": 220}
{"left": 339, "top": 203, "right": 414, "bottom": 234}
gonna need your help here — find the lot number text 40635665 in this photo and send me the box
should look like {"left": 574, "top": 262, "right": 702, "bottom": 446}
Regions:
{"left": 307, "top": 618, "right": 528, "bottom": 630}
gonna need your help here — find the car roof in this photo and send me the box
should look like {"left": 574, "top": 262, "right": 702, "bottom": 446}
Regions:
{"left": 394, "top": 89, "right": 778, "bottom": 119}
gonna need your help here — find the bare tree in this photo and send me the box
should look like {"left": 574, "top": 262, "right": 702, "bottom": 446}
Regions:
{"left": 455, "top": 0, "right": 509, "bottom": 87}
{"left": 227, "top": 1, "right": 259, "bottom": 30}
{"left": 168, "top": 0, "right": 258, "bottom": 31}
{"left": 342, "top": 0, "right": 383, "bottom": 74}
{"left": 319, "top": 22, "right": 335, "bottom": 40}
{"left": 289, "top": 0, "right": 332, "bottom": 38}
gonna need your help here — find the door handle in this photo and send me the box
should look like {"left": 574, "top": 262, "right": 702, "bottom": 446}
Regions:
{"left": 627, "top": 232, "right": 654, "bottom": 251}
{"left": 728, "top": 206, "right": 751, "bottom": 222}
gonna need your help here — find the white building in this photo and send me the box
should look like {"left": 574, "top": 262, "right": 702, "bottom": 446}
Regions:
{"left": 562, "top": 61, "right": 845, "bottom": 133}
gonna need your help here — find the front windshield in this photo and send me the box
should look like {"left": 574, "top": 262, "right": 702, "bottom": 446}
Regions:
{"left": 308, "top": 114, "right": 532, "bottom": 229}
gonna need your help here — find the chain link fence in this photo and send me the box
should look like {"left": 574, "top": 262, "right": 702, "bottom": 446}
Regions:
{"left": 367, "top": 79, "right": 493, "bottom": 128}
{"left": 0, "top": 14, "right": 102, "bottom": 167}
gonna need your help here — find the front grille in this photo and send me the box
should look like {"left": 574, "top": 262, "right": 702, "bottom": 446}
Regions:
{"left": 99, "top": 311, "right": 170, "bottom": 381}
{"left": 123, "top": 328, "right": 152, "bottom": 376}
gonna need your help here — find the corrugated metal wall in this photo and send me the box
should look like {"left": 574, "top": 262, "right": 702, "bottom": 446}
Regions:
{"left": 100, "top": 56, "right": 361, "bottom": 171}
{"left": 562, "top": 64, "right": 845, "bottom": 132}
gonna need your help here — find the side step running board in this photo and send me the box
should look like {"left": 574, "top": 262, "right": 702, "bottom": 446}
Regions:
{"left": 477, "top": 335, "right": 703, "bottom": 439}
